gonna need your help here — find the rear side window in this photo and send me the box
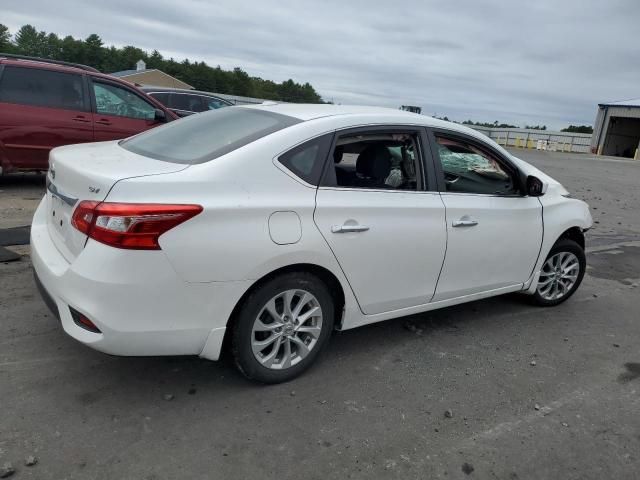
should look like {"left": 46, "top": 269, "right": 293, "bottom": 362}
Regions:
{"left": 149, "top": 92, "right": 170, "bottom": 106}
{"left": 121, "top": 107, "right": 300, "bottom": 164}
{"left": 322, "top": 131, "right": 422, "bottom": 191}
{"left": 171, "top": 93, "right": 204, "bottom": 113}
{"left": 278, "top": 134, "right": 332, "bottom": 185}
{"left": 0, "top": 66, "right": 86, "bottom": 111}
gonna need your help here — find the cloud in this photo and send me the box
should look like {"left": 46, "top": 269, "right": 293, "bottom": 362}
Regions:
{"left": 3, "top": 0, "right": 638, "bottom": 128}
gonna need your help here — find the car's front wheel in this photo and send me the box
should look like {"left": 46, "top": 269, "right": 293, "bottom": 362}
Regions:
{"left": 231, "top": 272, "right": 334, "bottom": 383}
{"left": 531, "top": 238, "right": 586, "bottom": 306}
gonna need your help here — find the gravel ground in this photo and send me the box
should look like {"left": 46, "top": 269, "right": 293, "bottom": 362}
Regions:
{"left": 0, "top": 173, "right": 44, "bottom": 229}
{"left": 1, "top": 149, "right": 639, "bottom": 479}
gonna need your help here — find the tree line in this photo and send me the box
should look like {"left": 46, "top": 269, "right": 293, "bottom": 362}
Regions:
{"left": 434, "top": 117, "right": 532, "bottom": 129}
{"left": 433, "top": 115, "right": 593, "bottom": 133}
{"left": 0, "top": 24, "right": 324, "bottom": 103}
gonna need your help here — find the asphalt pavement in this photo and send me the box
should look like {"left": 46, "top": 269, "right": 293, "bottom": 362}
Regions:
{"left": 1, "top": 148, "right": 639, "bottom": 479}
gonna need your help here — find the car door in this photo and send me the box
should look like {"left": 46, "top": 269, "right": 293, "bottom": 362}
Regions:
{"left": 0, "top": 65, "right": 93, "bottom": 171}
{"left": 428, "top": 129, "right": 542, "bottom": 301}
{"left": 90, "top": 79, "right": 162, "bottom": 141}
{"left": 314, "top": 126, "right": 447, "bottom": 315}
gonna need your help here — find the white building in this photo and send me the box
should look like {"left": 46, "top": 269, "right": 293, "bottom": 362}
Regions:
{"left": 591, "top": 98, "right": 640, "bottom": 158}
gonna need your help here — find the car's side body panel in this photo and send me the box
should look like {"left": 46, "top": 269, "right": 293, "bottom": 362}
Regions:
{"left": 0, "top": 100, "right": 94, "bottom": 171}
{"left": 314, "top": 187, "right": 447, "bottom": 314}
{"left": 31, "top": 198, "right": 253, "bottom": 358}
{"left": 432, "top": 193, "right": 542, "bottom": 300}
{"left": 0, "top": 58, "right": 176, "bottom": 173}
{"left": 524, "top": 193, "right": 592, "bottom": 294}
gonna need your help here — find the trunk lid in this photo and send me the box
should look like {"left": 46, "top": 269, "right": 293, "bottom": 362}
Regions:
{"left": 45, "top": 141, "right": 188, "bottom": 262}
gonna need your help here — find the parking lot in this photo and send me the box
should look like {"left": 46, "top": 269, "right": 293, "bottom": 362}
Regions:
{"left": 1, "top": 148, "right": 639, "bottom": 479}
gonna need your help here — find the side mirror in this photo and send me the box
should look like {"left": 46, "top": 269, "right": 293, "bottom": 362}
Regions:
{"left": 526, "top": 175, "right": 548, "bottom": 196}
{"left": 154, "top": 109, "right": 167, "bottom": 123}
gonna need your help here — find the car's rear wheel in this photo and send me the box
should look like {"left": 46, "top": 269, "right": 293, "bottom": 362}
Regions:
{"left": 231, "top": 272, "right": 334, "bottom": 383}
{"left": 531, "top": 238, "right": 586, "bottom": 306}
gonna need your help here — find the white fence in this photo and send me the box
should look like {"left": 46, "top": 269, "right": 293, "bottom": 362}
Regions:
{"left": 471, "top": 127, "right": 593, "bottom": 154}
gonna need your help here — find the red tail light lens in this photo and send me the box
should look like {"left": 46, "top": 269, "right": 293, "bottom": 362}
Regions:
{"left": 71, "top": 202, "right": 203, "bottom": 250}
{"left": 69, "top": 308, "right": 102, "bottom": 333}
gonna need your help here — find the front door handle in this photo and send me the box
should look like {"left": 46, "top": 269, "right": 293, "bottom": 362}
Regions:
{"left": 331, "top": 225, "right": 370, "bottom": 233}
{"left": 72, "top": 115, "right": 91, "bottom": 123}
{"left": 452, "top": 219, "right": 478, "bottom": 227}
{"left": 95, "top": 119, "right": 112, "bottom": 125}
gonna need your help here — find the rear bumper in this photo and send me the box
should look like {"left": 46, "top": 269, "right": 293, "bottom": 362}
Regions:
{"left": 33, "top": 268, "right": 60, "bottom": 320}
{"left": 30, "top": 198, "right": 251, "bottom": 360}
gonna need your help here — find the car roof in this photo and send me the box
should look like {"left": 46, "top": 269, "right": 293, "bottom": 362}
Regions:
{"left": 0, "top": 57, "right": 132, "bottom": 82}
{"left": 141, "top": 85, "right": 225, "bottom": 97}
{"left": 241, "top": 103, "right": 481, "bottom": 134}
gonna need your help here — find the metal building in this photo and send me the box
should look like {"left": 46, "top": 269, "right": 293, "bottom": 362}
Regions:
{"left": 591, "top": 98, "right": 640, "bottom": 158}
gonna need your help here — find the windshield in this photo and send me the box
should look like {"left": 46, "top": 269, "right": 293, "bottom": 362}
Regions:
{"left": 120, "top": 107, "right": 300, "bottom": 164}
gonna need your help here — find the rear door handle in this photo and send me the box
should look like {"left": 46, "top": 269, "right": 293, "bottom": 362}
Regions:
{"left": 95, "top": 119, "right": 112, "bottom": 125}
{"left": 331, "top": 225, "right": 370, "bottom": 233}
{"left": 452, "top": 219, "right": 478, "bottom": 227}
{"left": 72, "top": 115, "right": 91, "bottom": 123}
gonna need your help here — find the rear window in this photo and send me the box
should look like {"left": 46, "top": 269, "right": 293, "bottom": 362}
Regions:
{"left": 0, "top": 66, "right": 87, "bottom": 111}
{"left": 121, "top": 107, "right": 300, "bottom": 164}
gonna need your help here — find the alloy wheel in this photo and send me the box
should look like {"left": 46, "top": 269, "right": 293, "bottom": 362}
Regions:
{"left": 537, "top": 251, "right": 580, "bottom": 301}
{"left": 251, "top": 289, "right": 323, "bottom": 370}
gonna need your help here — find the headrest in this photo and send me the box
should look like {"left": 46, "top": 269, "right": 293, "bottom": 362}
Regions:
{"left": 356, "top": 145, "right": 392, "bottom": 180}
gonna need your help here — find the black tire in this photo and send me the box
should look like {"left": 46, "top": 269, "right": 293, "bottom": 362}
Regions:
{"left": 231, "top": 272, "right": 334, "bottom": 383}
{"left": 529, "top": 238, "right": 586, "bottom": 306}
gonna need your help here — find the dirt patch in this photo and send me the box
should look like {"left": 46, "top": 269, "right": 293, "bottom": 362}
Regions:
{"left": 588, "top": 246, "right": 640, "bottom": 284}
{"left": 618, "top": 363, "right": 640, "bottom": 384}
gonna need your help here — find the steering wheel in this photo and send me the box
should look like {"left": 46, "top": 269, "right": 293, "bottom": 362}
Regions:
{"left": 444, "top": 172, "right": 460, "bottom": 184}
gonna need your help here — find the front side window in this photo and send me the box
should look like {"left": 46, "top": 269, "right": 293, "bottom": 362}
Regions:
{"left": 435, "top": 136, "right": 518, "bottom": 195}
{"left": 121, "top": 107, "right": 300, "bottom": 164}
{"left": 93, "top": 82, "right": 156, "bottom": 120}
{"left": 0, "top": 66, "right": 86, "bottom": 111}
{"left": 323, "top": 131, "right": 421, "bottom": 191}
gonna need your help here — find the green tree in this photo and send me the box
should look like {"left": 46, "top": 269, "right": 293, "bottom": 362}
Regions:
{"left": 561, "top": 125, "right": 593, "bottom": 134}
{"left": 118, "top": 45, "right": 147, "bottom": 71}
{"left": 14, "top": 25, "right": 49, "bottom": 56}
{"left": 6, "top": 24, "right": 325, "bottom": 104}
{"left": 230, "top": 67, "right": 252, "bottom": 96}
{"left": 0, "top": 24, "right": 12, "bottom": 52}
{"left": 60, "top": 35, "right": 85, "bottom": 64}
{"left": 84, "top": 34, "right": 104, "bottom": 69}
{"left": 146, "top": 49, "right": 165, "bottom": 69}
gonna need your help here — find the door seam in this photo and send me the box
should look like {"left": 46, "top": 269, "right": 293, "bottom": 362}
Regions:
{"left": 430, "top": 192, "right": 449, "bottom": 303}
{"left": 312, "top": 186, "right": 367, "bottom": 316}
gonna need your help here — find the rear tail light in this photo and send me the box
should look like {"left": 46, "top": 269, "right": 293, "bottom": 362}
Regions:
{"left": 71, "top": 201, "right": 202, "bottom": 250}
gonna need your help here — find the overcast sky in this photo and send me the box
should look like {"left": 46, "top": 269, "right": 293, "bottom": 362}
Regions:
{"left": 3, "top": 0, "right": 639, "bottom": 129}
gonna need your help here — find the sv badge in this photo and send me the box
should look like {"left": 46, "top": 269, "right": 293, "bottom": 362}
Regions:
{"left": 89, "top": 186, "right": 101, "bottom": 194}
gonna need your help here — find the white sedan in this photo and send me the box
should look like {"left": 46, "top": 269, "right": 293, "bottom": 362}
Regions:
{"left": 31, "top": 104, "right": 592, "bottom": 383}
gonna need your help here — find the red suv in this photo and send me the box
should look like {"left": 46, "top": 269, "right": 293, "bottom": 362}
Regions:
{"left": 0, "top": 55, "right": 178, "bottom": 174}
